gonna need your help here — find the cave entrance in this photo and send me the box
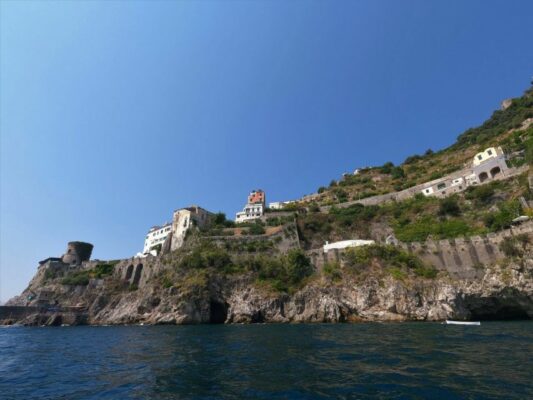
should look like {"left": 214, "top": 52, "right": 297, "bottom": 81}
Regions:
{"left": 471, "top": 306, "right": 530, "bottom": 321}
{"left": 209, "top": 300, "right": 228, "bottom": 324}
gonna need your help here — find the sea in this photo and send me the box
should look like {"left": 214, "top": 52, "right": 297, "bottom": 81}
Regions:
{"left": 0, "top": 322, "right": 532, "bottom": 399}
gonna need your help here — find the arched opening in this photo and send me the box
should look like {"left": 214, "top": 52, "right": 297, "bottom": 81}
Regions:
{"left": 132, "top": 264, "right": 143, "bottom": 286}
{"left": 125, "top": 265, "right": 134, "bottom": 281}
{"left": 478, "top": 172, "right": 489, "bottom": 183}
{"left": 490, "top": 166, "right": 501, "bottom": 178}
{"left": 209, "top": 300, "right": 228, "bottom": 324}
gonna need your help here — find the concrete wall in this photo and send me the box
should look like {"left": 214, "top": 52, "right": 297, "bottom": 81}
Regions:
{"left": 307, "top": 221, "right": 533, "bottom": 280}
{"left": 320, "top": 165, "right": 529, "bottom": 212}
{"left": 209, "top": 221, "right": 301, "bottom": 254}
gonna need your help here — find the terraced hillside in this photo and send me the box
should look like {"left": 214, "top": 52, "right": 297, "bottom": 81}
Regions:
{"left": 308, "top": 87, "right": 533, "bottom": 206}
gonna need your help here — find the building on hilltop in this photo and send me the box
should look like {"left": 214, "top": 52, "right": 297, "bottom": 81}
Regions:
{"left": 236, "top": 189, "right": 266, "bottom": 223}
{"left": 38, "top": 241, "right": 94, "bottom": 267}
{"left": 472, "top": 146, "right": 508, "bottom": 183}
{"left": 141, "top": 205, "right": 213, "bottom": 256}
{"left": 142, "top": 224, "right": 172, "bottom": 255}
{"left": 268, "top": 200, "right": 296, "bottom": 210}
{"left": 170, "top": 205, "right": 213, "bottom": 251}
{"left": 420, "top": 146, "right": 509, "bottom": 198}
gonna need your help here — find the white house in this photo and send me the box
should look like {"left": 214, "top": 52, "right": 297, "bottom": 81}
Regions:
{"left": 236, "top": 190, "right": 266, "bottom": 223}
{"left": 142, "top": 223, "right": 172, "bottom": 254}
{"left": 472, "top": 147, "right": 500, "bottom": 167}
{"left": 236, "top": 203, "right": 265, "bottom": 223}
{"left": 323, "top": 239, "right": 375, "bottom": 253}
{"left": 268, "top": 200, "right": 295, "bottom": 210}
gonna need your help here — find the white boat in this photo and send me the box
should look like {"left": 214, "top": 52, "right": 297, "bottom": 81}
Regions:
{"left": 445, "top": 320, "right": 480, "bottom": 326}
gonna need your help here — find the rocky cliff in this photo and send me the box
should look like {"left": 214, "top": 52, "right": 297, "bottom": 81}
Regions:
{"left": 3, "top": 233, "right": 532, "bottom": 326}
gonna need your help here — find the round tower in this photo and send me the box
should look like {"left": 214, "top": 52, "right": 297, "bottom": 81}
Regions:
{"left": 61, "top": 241, "right": 94, "bottom": 265}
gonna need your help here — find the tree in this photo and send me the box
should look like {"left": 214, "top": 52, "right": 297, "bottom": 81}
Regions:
{"left": 285, "top": 249, "right": 313, "bottom": 284}
{"left": 439, "top": 197, "right": 461, "bottom": 216}
{"left": 214, "top": 212, "right": 226, "bottom": 225}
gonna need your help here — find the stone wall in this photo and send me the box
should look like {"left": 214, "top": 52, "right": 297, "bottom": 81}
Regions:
{"left": 208, "top": 221, "right": 301, "bottom": 254}
{"left": 61, "top": 241, "right": 94, "bottom": 265}
{"left": 306, "top": 221, "right": 533, "bottom": 280}
{"left": 320, "top": 165, "right": 529, "bottom": 212}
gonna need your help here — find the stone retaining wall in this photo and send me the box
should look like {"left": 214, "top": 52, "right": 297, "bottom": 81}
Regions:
{"left": 307, "top": 221, "right": 533, "bottom": 280}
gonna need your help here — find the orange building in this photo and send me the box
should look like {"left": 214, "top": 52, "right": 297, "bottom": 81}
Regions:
{"left": 247, "top": 189, "right": 265, "bottom": 205}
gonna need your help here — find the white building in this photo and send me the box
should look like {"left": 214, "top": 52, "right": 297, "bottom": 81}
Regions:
{"left": 236, "top": 190, "right": 266, "bottom": 223}
{"left": 472, "top": 147, "right": 500, "bottom": 167}
{"left": 236, "top": 203, "right": 265, "bottom": 223}
{"left": 420, "top": 146, "right": 509, "bottom": 198}
{"left": 323, "top": 239, "right": 375, "bottom": 253}
{"left": 268, "top": 200, "right": 296, "bottom": 210}
{"left": 143, "top": 223, "right": 172, "bottom": 254}
{"left": 141, "top": 205, "right": 213, "bottom": 255}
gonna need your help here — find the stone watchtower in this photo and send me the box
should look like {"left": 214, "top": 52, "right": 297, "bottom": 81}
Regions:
{"left": 61, "top": 241, "right": 94, "bottom": 265}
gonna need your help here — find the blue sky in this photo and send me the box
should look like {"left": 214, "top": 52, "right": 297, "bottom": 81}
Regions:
{"left": 1, "top": 1, "right": 532, "bottom": 302}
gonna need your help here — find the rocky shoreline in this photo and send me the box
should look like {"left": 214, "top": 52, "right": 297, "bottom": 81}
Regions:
{"left": 3, "top": 256, "right": 531, "bottom": 326}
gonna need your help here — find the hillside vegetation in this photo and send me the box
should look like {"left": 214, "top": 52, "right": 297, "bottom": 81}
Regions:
{"left": 311, "top": 87, "right": 533, "bottom": 206}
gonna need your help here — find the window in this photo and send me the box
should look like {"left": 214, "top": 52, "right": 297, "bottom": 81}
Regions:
{"left": 478, "top": 155, "right": 483, "bottom": 160}
{"left": 487, "top": 150, "right": 493, "bottom": 156}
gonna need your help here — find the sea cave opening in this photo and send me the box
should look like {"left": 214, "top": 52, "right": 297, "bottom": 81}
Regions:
{"left": 467, "top": 294, "right": 531, "bottom": 321}
{"left": 209, "top": 300, "right": 228, "bottom": 324}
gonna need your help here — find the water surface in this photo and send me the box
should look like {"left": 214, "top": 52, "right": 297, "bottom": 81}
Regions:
{"left": 1, "top": 322, "right": 532, "bottom": 399}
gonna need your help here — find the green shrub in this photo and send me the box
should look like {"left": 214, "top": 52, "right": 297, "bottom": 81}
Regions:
{"left": 248, "top": 223, "right": 266, "bottom": 235}
{"left": 391, "top": 167, "right": 405, "bottom": 179}
{"left": 323, "top": 262, "right": 342, "bottom": 281}
{"left": 465, "top": 184, "right": 495, "bottom": 205}
{"left": 438, "top": 197, "right": 461, "bottom": 216}
{"left": 61, "top": 271, "right": 90, "bottom": 286}
{"left": 483, "top": 200, "right": 521, "bottom": 231}
{"left": 286, "top": 249, "right": 313, "bottom": 285}
{"left": 380, "top": 162, "right": 394, "bottom": 174}
{"left": 343, "top": 244, "right": 437, "bottom": 278}
{"left": 178, "top": 242, "right": 232, "bottom": 270}
{"left": 389, "top": 267, "right": 407, "bottom": 280}
{"left": 499, "top": 237, "right": 523, "bottom": 258}
{"left": 525, "top": 129, "right": 533, "bottom": 165}
{"left": 93, "top": 263, "right": 114, "bottom": 278}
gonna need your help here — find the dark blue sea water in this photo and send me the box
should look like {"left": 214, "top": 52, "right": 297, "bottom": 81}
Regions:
{"left": 0, "top": 322, "right": 532, "bottom": 399}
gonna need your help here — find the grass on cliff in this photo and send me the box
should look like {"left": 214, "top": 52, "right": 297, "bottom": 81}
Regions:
{"left": 298, "top": 174, "right": 529, "bottom": 246}
{"left": 308, "top": 87, "right": 533, "bottom": 207}
{"left": 343, "top": 244, "right": 437, "bottom": 279}
{"left": 61, "top": 263, "right": 116, "bottom": 286}
{"left": 168, "top": 241, "right": 314, "bottom": 293}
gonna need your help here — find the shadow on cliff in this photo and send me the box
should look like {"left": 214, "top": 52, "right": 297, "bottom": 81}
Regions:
{"left": 463, "top": 288, "right": 532, "bottom": 320}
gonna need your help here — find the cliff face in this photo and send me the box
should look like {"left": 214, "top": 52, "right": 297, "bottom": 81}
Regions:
{"left": 3, "top": 249, "right": 532, "bottom": 326}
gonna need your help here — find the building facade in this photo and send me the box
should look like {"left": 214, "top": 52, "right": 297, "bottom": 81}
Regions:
{"left": 142, "top": 205, "right": 214, "bottom": 255}
{"left": 236, "top": 189, "right": 266, "bottom": 223}
{"left": 143, "top": 224, "right": 172, "bottom": 254}
{"left": 420, "top": 146, "right": 509, "bottom": 198}
{"left": 170, "top": 205, "right": 213, "bottom": 251}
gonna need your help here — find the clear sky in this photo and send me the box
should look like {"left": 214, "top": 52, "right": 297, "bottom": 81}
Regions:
{"left": 1, "top": 1, "right": 532, "bottom": 303}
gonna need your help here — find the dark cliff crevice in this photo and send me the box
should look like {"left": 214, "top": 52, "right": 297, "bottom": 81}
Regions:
{"left": 464, "top": 289, "right": 532, "bottom": 321}
{"left": 209, "top": 300, "right": 228, "bottom": 324}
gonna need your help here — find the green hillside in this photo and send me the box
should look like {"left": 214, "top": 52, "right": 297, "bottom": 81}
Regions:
{"left": 310, "top": 86, "right": 533, "bottom": 207}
